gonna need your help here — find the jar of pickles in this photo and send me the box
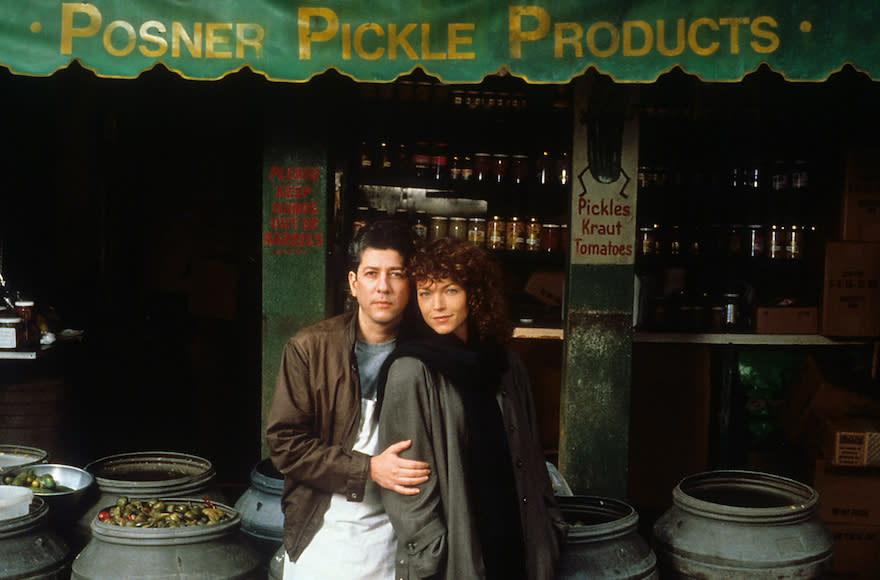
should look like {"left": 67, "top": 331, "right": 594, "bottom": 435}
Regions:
{"left": 467, "top": 217, "right": 486, "bottom": 246}
{"left": 525, "top": 218, "right": 542, "bottom": 252}
{"left": 505, "top": 217, "right": 525, "bottom": 251}
{"left": 429, "top": 216, "right": 449, "bottom": 241}
{"left": 487, "top": 216, "right": 506, "bottom": 250}
{"left": 448, "top": 217, "right": 468, "bottom": 241}
{"left": 412, "top": 211, "right": 429, "bottom": 240}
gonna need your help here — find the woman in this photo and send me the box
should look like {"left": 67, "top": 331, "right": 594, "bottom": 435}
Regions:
{"left": 377, "top": 237, "right": 568, "bottom": 580}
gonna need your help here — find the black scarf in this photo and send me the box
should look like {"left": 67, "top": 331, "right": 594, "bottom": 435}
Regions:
{"left": 377, "top": 333, "right": 526, "bottom": 580}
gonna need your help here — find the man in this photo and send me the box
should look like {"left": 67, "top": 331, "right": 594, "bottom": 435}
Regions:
{"left": 267, "top": 217, "right": 431, "bottom": 579}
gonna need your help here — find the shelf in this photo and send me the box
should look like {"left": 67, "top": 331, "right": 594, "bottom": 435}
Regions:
{"left": 511, "top": 329, "right": 872, "bottom": 345}
{"left": 0, "top": 345, "right": 54, "bottom": 360}
{"left": 633, "top": 332, "right": 871, "bottom": 346}
{"left": 513, "top": 327, "right": 563, "bottom": 340}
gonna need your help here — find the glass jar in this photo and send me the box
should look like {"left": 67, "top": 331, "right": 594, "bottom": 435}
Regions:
{"left": 487, "top": 216, "right": 506, "bottom": 250}
{"left": 722, "top": 293, "right": 741, "bottom": 332}
{"left": 541, "top": 223, "right": 560, "bottom": 252}
{"left": 352, "top": 206, "right": 370, "bottom": 236}
{"left": 412, "top": 141, "right": 432, "bottom": 179}
{"left": 492, "top": 153, "right": 510, "bottom": 185}
{"left": 768, "top": 224, "right": 785, "bottom": 259}
{"left": 0, "top": 314, "right": 23, "bottom": 349}
{"left": 511, "top": 154, "right": 529, "bottom": 185}
{"left": 786, "top": 225, "right": 803, "bottom": 260}
{"left": 431, "top": 142, "right": 448, "bottom": 183}
{"left": 14, "top": 300, "right": 34, "bottom": 347}
{"left": 429, "top": 216, "right": 449, "bottom": 241}
{"left": 505, "top": 216, "right": 525, "bottom": 251}
{"left": 638, "top": 226, "right": 657, "bottom": 256}
{"left": 525, "top": 218, "right": 542, "bottom": 252}
{"left": 746, "top": 225, "right": 765, "bottom": 258}
{"left": 412, "top": 211, "right": 429, "bottom": 240}
{"left": 473, "top": 153, "right": 492, "bottom": 183}
{"left": 467, "top": 217, "right": 486, "bottom": 246}
{"left": 448, "top": 217, "right": 468, "bottom": 241}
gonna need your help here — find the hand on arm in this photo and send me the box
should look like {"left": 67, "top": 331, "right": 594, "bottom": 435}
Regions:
{"left": 370, "top": 439, "right": 430, "bottom": 495}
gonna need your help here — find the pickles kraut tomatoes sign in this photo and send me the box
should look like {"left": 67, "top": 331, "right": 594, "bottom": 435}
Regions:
{"left": 0, "top": 1, "right": 877, "bottom": 82}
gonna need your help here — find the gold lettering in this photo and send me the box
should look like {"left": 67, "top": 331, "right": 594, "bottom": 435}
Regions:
{"left": 172, "top": 22, "right": 201, "bottom": 58}
{"left": 354, "top": 23, "right": 384, "bottom": 60}
{"left": 554, "top": 23, "right": 583, "bottom": 58}
{"left": 388, "top": 23, "right": 418, "bottom": 59}
{"left": 586, "top": 21, "right": 618, "bottom": 58}
{"left": 103, "top": 20, "right": 136, "bottom": 57}
{"left": 656, "top": 19, "right": 685, "bottom": 56}
{"left": 719, "top": 17, "right": 749, "bottom": 54}
{"left": 623, "top": 20, "right": 653, "bottom": 56}
{"left": 688, "top": 18, "right": 719, "bottom": 56}
{"left": 236, "top": 23, "right": 264, "bottom": 59}
{"left": 138, "top": 21, "right": 167, "bottom": 58}
{"left": 341, "top": 23, "right": 352, "bottom": 60}
{"left": 421, "top": 24, "right": 445, "bottom": 59}
{"left": 751, "top": 16, "right": 779, "bottom": 54}
{"left": 509, "top": 6, "right": 550, "bottom": 59}
{"left": 205, "top": 23, "right": 233, "bottom": 58}
{"left": 448, "top": 23, "right": 475, "bottom": 59}
{"left": 298, "top": 7, "right": 338, "bottom": 60}
{"left": 60, "top": 3, "right": 101, "bottom": 55}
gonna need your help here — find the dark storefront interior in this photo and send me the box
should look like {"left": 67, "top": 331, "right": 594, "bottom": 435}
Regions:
{"left": 1, "top": 60, "right": 879, "bottom": 497}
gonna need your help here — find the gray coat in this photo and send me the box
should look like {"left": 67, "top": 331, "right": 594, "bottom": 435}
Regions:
{"left": 379, "top": 349, "right": 568, "bottom": 580}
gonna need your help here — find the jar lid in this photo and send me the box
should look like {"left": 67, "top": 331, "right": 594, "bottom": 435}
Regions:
{"left": 0, "top": 316, "right": 22, "bottom": 324}
{"left": 468, "top": 217, "right": 486, "bottom": 222}
{"left": 449, "top": 216, "right": 467, "bottom": 221}
{"left": 14, "top": 300, "right": 34, "bottom": 307}
{"left": 543, "top": 223, "right": 560, "bottom": 228}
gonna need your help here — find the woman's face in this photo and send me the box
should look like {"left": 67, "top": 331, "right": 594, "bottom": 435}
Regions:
{"left": 416, "top": 277, "right": 468, "bottom": 342}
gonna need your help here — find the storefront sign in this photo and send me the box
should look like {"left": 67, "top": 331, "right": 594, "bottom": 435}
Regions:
{"left": 0, "top": 1, "right": 876, "bottom": 82}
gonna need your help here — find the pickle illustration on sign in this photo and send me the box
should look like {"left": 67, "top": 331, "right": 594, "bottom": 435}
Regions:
{"left": 573, "top": 84, "right": 635, "bottom": 262}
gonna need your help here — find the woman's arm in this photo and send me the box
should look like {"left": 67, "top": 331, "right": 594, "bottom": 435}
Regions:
{"left": 379, "top": 357, "right": 447, "bottom": 579}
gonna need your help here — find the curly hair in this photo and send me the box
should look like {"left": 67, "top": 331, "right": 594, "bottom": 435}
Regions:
{"left": 408, "top": 237, "right": 511, "bottom": 343}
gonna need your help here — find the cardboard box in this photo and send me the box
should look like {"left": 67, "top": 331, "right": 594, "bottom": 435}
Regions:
{"left": 827, "top": 523, "right": 880, "bottom": 579}
{"left": 755, "top": 306, "right": 819, "bottom": 334}
{"left": 817, "top": 415, "right": 880, "bottom": 467}
{"left": 821, "top": 242, "right": 880, "bottom": 337}
{"left": 781, "top": 356, "right": 880, "bottom": 445}
{"left": 841, "top": 148, "right": 880, "bottom": 242}
{"left": 524, "top": 269, "right": 565, "bottom": 306}
{"left": 813, "top": 459, "right": 880, "bottom": 526}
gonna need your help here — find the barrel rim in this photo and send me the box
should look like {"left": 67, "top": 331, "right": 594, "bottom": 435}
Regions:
{"left": 0, "top": 496, "right": 49, "bottom": 537}
{"left": 88, "top": 497, "right": 241, "bottom": 545}
{"left": 84, "top": 451, "right": 216, "bottom": 493}
{"left": 556, "top": 495, "right": 640, "bottom": 541}
{"left": 673, "top": 469, "right": 818, "bottom": 523}
{"left": 0, "top": 445, "right": 48, "bottom": 474}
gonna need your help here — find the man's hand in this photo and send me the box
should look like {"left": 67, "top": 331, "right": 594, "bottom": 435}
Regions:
{"left": 370, "top": 439, "right": 430, "bottom": 495}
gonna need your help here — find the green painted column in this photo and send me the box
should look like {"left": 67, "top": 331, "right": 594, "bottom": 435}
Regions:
{"left": 559, "top": 76, "right": 639, "bottom": 498}
{"left": 260, "top": 127, "right": 331, "bottom": 459}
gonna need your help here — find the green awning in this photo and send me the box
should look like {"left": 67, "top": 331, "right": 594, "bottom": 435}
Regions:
{"left": 1, "top": 1, "right": 877, "bottom": 83}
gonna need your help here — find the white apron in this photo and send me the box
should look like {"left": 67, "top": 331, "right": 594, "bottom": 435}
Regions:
{"left": 283, "top": 397, "right": 396, "bottom": 579}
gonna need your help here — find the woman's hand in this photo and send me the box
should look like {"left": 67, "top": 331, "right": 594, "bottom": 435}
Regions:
{"left": 370, "top": 439, "right": 430, "bottom": 495}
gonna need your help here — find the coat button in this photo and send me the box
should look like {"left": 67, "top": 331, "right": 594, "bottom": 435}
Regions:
{"left": 516, "top": 458, "right": 524, "bottom": 468}
{"left": 522, "top": 496, "right": 528, "bottom": 503}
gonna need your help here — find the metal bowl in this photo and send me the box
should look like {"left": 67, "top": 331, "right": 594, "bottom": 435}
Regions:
{"left": 6, "top": 463, "right": 97, "bottom": 523}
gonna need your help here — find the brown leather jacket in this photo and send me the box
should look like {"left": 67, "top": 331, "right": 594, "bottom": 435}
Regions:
{"left": 266, "top": 311, "right": 371, "bottom": 561}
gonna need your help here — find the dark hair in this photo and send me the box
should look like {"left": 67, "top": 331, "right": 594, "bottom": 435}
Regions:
{"left": 347, "top": 217, "right": 415, "bottom": 273}
{"left": 408, "top": 237, "right": 511, "bottom": 343}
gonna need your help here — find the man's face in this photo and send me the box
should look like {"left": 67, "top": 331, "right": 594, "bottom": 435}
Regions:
{"left": 348, "top": 248, "right": 410, "bottom": 335}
